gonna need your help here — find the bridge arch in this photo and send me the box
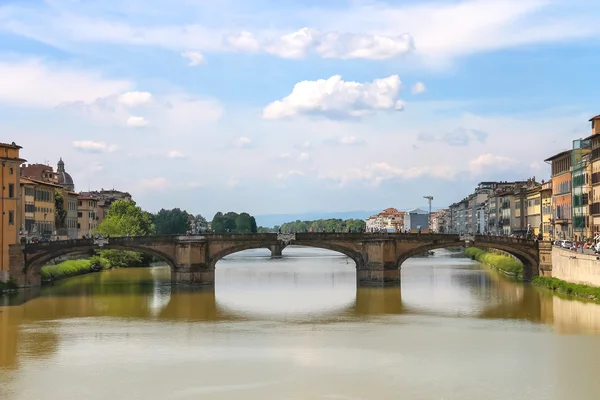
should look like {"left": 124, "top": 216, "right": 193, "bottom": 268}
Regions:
{"left": 396, "top": 241, "right": 539, "bottom": 279}
{"left": 208, "top": 241, "right": 364, "bottom": 269}
{"left": 23, "top": 244, "right": 178, "bottom": 276}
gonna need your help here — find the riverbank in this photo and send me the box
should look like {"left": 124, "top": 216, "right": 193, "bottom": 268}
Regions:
{"left": 532, "top": 276, "right": 600, "bottom": 303}
{"left": 464, "top": 247, "right": 523, "bottom": 278}
{"left": 41, "top": 251, "right": 153, "bottom": 283}
{"left": 41, "top": 258, "right": 108, "bottom": 282}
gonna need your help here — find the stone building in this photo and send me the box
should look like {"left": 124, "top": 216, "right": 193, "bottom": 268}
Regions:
{"left": 366, "top": 208, "right": 405, "bottom": 232}
{"left": 0, "top": 142, "right": 25, "bottom": 282}
{"left": 79, "top": 189, "right": 133, "bottom": 225}
{"left": 77, "top": 195, "right": 99, "bottom": 238}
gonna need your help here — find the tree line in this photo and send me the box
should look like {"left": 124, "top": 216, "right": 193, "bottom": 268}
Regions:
{"left": 260, "top": 218, "right": 366, "bottom": 233}
{"left": 211, "top": 212, "right": 258, "bottom": 233}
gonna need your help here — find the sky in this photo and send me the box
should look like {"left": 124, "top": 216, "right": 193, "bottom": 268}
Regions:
{"left": 2, "top": 0, "right": 599, "bottom": 219}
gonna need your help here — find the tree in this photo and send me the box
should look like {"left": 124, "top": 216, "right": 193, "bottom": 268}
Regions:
{"left": 211, "top": 211, "right": 258, "bottom": 233}
{"left": 153, "top": 208, "right": 190, "bottom": 235}
{"left": 95, "top": 200, "right": 155, "bottom": 236}
{"left": 278, "top": 218, "right": 366, "bottom": 232}
{"left": 54, "top": 189, "right": 67, "bottom": 231}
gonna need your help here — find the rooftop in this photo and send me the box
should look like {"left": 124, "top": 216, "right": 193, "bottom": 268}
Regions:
{"left": 544, "top": 149, "right": 572, "bottom": 162}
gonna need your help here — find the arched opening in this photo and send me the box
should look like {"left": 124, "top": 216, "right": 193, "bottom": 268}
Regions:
{"left": 25, "top": 245, "right": 178, "bottom": 287}
{"left": 213, "top": 244, "right": 357, "bottom": 318}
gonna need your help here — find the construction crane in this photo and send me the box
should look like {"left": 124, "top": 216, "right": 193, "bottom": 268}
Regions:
{"left": 423, "top": 196, "right": 433, "bottom": 231}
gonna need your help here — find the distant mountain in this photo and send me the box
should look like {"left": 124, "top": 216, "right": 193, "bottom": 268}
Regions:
{"left": 254, "top": 207, "right": 443, "bottom": 228}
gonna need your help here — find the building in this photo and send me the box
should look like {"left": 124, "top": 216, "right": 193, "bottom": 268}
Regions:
{"left": 21, "top": 159, "right": 78, "bottom": 239}
{"left": 77, "top": 195, "right": 99, "bottom": 238}
{"left": 587, "top": 115, "right": 600, "bottom": 236}
{"left": 79, "top": 189, "right": 132, "bottom": 225}
{"left": 431, "top": 209, "right": 449, "bottom": 233}
{"left": 525, "top": 183, "right": 542, "bottom": 237}
{"left": 403, "top": 208, "right": 429, "bottom": 233}
{"left": 545, "top": 150, "right": 573, "bottom": 240}
{"left": 540, "top": 180, "right": 553, "bottom": 240}
{"left": 497, "top": 189, "right": 516, "bottom": 236}
{"left": 571, "top": 138, "right": 591, "bottom": 240}
{"left": 56, "top": 158, "right": 74, "bottom": 192}
{"left": 365, "top": 208, "right": 405, "bottom": 232}
{"left": 19, "top": 177, "right": 62, "bottom": 240}
{"left": 0, "top": 142, "right": 25, "bottom": 281}
{"left": 486, "top": 194, "right": 501, "bottom": 235}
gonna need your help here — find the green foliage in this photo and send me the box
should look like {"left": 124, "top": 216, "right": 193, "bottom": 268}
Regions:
{"left": 54, "top": 189, "right": 67, "bottom": 230}
{"left": 464, "top": 247, "right": 524, "bottom": 276}
{"left": 95, "top": 200, "right": 155, "bottom": 237}
{"left": 533, "top": 277, "right": 600, "bottom": 302}
{"left": 97, "top": 250, "right": 146, "bottom": 268}
{"left": 279, "top": 218, "right": 366, "bottom": 233}
{"left": 153, "top": 208, "right": 191, "bottom": 235}
{"left": 89, "top": 255, "right": 111, "bottom": 270}
{"left": 211, "top": 211, "right": 258, "bottom": 233}
{"left": 41, "top": 260, "right": 93, "bottom": 281}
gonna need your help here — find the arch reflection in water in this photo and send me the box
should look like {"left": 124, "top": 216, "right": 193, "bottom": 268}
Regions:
{"left": 215, "top": 246, "right": 357, "bottom": 320}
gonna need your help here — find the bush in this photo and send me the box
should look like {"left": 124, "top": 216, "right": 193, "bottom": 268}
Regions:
{"left": 41, "top": 260, "right": 93, "bottom": 281}
{"left": 89, "top": 255, "right": 111, "bottom": 271}
{"left": 97, "top": 250, "right": 145, "bottom": 268}
{"left": 532, "top": 277, "right": 600, "bottom": 302}
{"left": 465, "top": 247, "right": 523, "bottom": 276}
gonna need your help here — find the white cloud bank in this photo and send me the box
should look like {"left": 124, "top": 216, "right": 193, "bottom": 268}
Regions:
{"left": 118, "top": 91, "right": 153, "bottom": 107}
{"left": 126, "top": 116, "right": 149, "bottom": 127}
{"left": 262, "top": 75, "right": 404, "bottom": 119}
{"left": 72, "top": 141, "right": 118, "bottom": 154}
{"left": 181, "top": 51, "right": 206, "bottom": 66}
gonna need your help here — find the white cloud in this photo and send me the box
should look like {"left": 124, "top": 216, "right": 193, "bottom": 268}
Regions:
{"left": 468, "top": 153, "right": 519, "bottom": 176}
{"left": 2, "top": 1, "right": 600, "bottom": 66}
{"left": 126, "top": 116, "right": 149, "bottom": 127}
{"left": 278, "top": 152, "right": 292, "bottom": 159}
{"left": 234, "top": 136, "right": 252, "bottom": 148}
{"left": 227, "top": 176, "right": 240, "bottom": 188}
{"left": 181, "top": 51, "right": 206, "bottom": 66}
{"left": 412, "top": 82, "right": 427, "bottom": 94}
{"left": 298, "top": 152, "right": 311, "bottom": 162}
{"left": 167, "top": 150, "right": 185, "bottom": 159}
{"left": 118, "top": 91, "right": 153, "bottom": 107}
{"left": 0, "top": 59, "right": 130, "bottom": 108}
{"left": 338, "top": 136, "right": 365, "bottom": 146}
{"left": 276, "top": 170, "right": 305, "bottom": 180}
{"left": 262, "top": 75, "right": 404, "bottom": 119}
{"left": 324, "top": 162, "right": 457, "bottom": 187}
{"left": 138, "top": 177, "right": 169, "bottom": 191}
{"left": 72, "top": 141, "right": 118, "bottom": 153}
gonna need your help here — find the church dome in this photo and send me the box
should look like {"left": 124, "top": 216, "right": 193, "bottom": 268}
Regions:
{"left": 57, "top": 158, "right": 74, "bottom": 189}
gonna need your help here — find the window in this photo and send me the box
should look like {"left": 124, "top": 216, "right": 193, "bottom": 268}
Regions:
{"left": 8, "top": 210, "right": 14, "bottom": 225}
{"left": 77, "top": 223, "right": 81, "bottom": 229}
{"left": 8, "top": 183, "right": 14, "bottom": 198}
{"left": 77, "top": 212, "right": 82, "bottom": 218}
{"left": 9, "top": 167, "right": 13, "bottom": 175}
{"left": 79, "top": 200, "right": 82, "bottom": 206}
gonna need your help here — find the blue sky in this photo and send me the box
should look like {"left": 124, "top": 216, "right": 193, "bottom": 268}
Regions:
{"left": 1, "top": 0, "right": 599, "bottom": 219}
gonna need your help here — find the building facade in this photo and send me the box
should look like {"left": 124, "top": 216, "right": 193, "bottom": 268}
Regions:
{"left": 588, "top": 115, "right": 600, "bottom": 236}
{"left": 79, "top": 189, "right": 132, "bottom": 225}
{"left": 366, "top": 208, "right": 405, "bottom": 232}
{"left": 19, "top": 177, "right": 60, "bottom": 240}
{"left": 545, "top": 150, "right": 573, "bottom": 240}
{"left": 540, "top": 180, "right": 553, "bottom": 239}
{"left": 403, "top": 208, "right": 429, "bottom": 233}
{"left": 525, "top": 184, "right": 542, "bottom": 237}
{"left": 77, "top": 195, "right": 99, "bottom": 238}
{"left": 0, "top": 142, "right": 25, "bottom": 281}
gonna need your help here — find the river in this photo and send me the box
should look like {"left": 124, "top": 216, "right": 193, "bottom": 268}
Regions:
{"left": 2, "top": 247, "right": 600, "bottom": 399}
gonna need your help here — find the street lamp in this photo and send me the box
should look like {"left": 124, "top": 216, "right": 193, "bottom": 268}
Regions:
{"left": 424, "top": 196, "right": 433, "bottom": 232}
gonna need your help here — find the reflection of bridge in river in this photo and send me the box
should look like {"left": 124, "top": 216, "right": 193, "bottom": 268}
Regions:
{"left": 4, "top": 274, "right": 600, "bottom": 370}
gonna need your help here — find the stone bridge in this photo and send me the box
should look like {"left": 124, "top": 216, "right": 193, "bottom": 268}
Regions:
{"left": 7, "top": 233, "right": 550, "bottom": 287}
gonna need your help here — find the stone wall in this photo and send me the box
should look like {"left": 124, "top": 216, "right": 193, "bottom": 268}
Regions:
{"left": 0, "top": 270, "right": 8, "bottom": 283}
{"left": 552, "top": 247, "right": 600, "bottom": 287}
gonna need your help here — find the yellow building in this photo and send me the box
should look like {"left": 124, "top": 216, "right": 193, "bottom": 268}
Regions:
{"left": 19, "top": 177, "right": 60, "bottom": 240}
{"left": 0, "top": 142, "right": 25, "bottom": 281}
{"left": 540, "top": 180, "right": 553, "bottom": 240}
{"left": 78, "top": 195, "right": 99, "bottom": 238}
{"left": 525, "top": 184, "right": 542, "bottom": 237}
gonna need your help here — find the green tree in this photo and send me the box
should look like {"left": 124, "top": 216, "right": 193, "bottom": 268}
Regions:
{"left": 279, "top": 218, "right": 366, "bottom": 233}
{"left": 153, "top": 208, "right": 190, "bottom": 235}
{"left": 95, "top": 200, "right": 155, "bottom": 236}
{"left": 211, "top": 211, "right": 258, "bottom": 233}
{"left": 54, "top": 189, "right": 67, "bottom": 230}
